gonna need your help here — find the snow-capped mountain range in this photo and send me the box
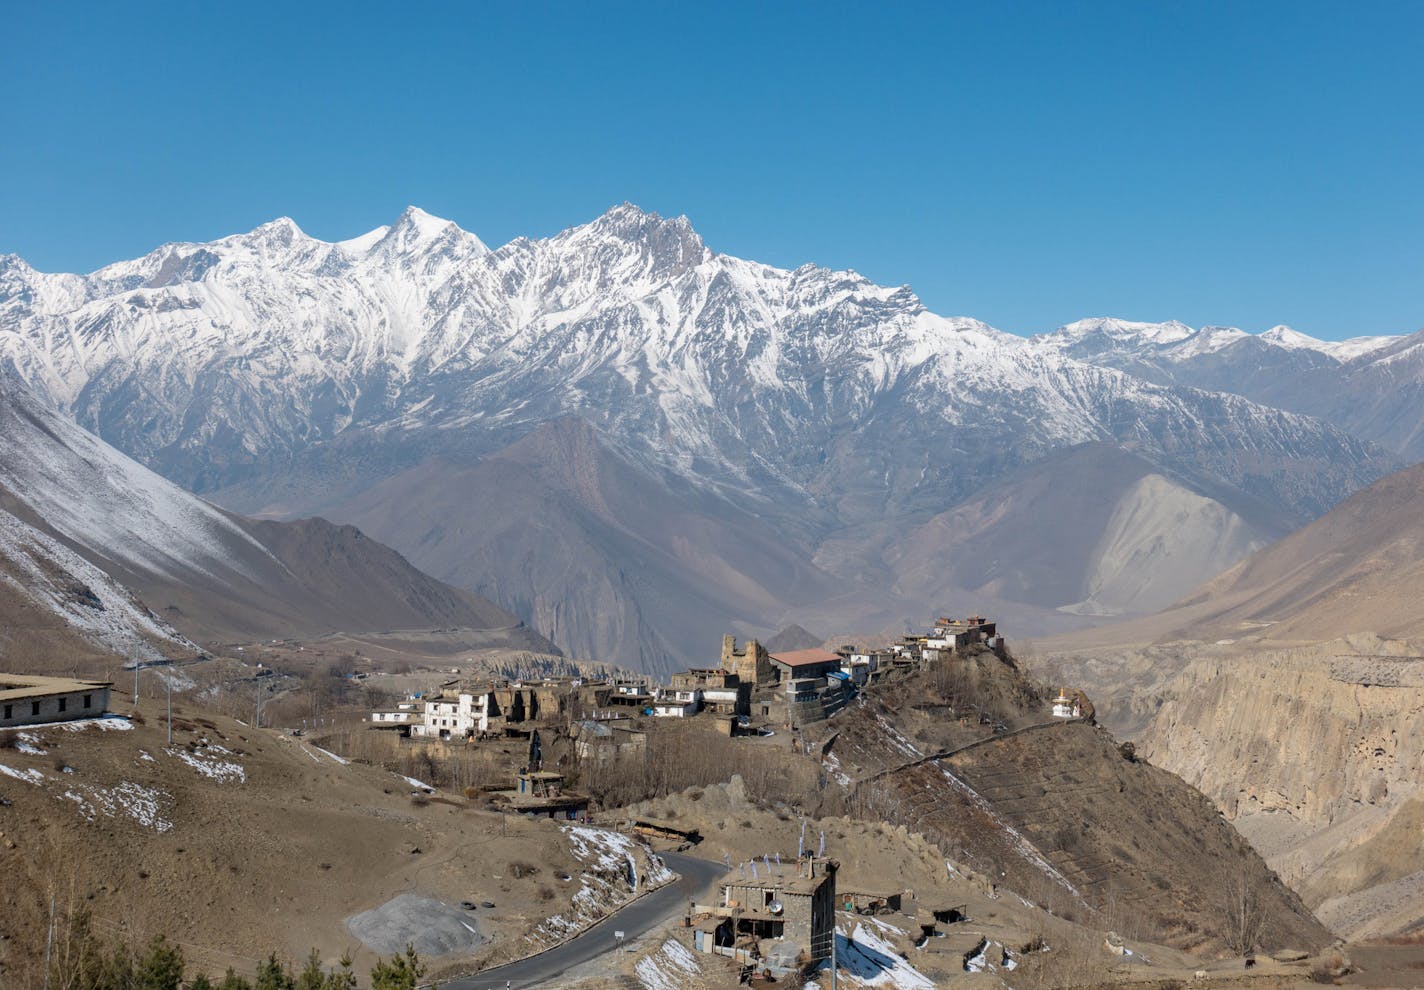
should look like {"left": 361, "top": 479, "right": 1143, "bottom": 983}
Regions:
{"left": 0, "top": 205, "right": 1412, "bottom": 668}
{"left": 1035, "top": 317, "right": 1424, "bottom": 459}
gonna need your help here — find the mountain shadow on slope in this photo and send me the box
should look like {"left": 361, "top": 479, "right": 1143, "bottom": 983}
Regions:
{"left": 329, "top": 417, "right": 842, "bottom": 674}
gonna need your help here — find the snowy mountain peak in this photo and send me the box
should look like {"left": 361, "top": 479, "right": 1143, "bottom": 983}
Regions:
{"left": 372, "top": 205, "right": 488, "bottom": 258}
{"left": 564, "top": 203, "right": 712, "bottom": 270}
{"left": 1049, "top": 317, "right": 1196, "bottom": 345}
{"left": 248, "top": 216, "right": 306, "bottom": 246}
{"left": 1260, "top": 324, "right": 1316, "bottom": 348}
{"left": 396, "top": 205, "right": 453, "bottom": 236}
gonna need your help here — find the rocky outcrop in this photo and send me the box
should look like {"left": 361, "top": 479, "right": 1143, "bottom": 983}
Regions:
{"left": 821, "top": 650, "right": 1331, "bottom": 954}
{"left": 1134, "top": 637, "right": 1424, "bottom": 938}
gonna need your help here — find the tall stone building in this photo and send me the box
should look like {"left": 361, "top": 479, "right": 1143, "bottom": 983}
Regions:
{"left": 721, "top": 635, "right": 772, "bottom": 686}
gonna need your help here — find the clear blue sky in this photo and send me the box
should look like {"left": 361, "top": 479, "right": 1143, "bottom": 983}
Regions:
{"left": 2, "top": 1, "right": 1420, "bottom": 338}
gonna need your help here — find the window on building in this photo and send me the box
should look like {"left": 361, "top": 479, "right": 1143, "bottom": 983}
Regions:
{"left": 3, "top": 704, "right": 10, "bottom": 720}
{"left": 58, "top": 698, "right": 67, "bottom": 713}
{"left": 83, "top": 694, "right": 92, "bottom": 708}
{"left": 32, "top": 701, "right": 41, "bottom": 716}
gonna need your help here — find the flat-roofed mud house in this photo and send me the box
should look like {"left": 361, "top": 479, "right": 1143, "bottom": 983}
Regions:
{"left": 670, "top": 669, "right": 751, "bottom": 716}
{"left": 697, "top": 855, "right": 838, "bottom": 965}
{"left": 506, "top": 769, "right": 588, "bottom": 821}
{"left": 0, "top": 675, "right": 111, "bottom": 729}
{"left": 573, "top": 718, "right": 647, "bottom": 762}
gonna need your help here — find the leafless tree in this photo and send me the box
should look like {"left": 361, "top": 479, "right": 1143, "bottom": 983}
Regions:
{"left": 1222, "top": 871, "right": 1263, "bottom": 955}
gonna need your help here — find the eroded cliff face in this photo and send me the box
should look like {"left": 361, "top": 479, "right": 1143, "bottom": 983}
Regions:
{"left": 1134, "top": 636, "right": 1424, "bottom": 938}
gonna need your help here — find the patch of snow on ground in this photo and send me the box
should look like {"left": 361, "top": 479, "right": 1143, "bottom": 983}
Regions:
{"left": 937, "top": 765, "right": 1081, "bottom": 898}
{"left": 398, "top": 774, "right": 433, "bottom": 791}
{"left": 0, "top": 763, "right": 45, "bottom": 784}
{"left": 313, "top": 745, "right": 348, "bottom": 764}
{"left": 65, "top": 715, "right": 134, "bottom": 731}
{"left": 635, "top": 938, "right": 701, "bottom": 990}
{"left": 874, "top": 714, "right": 922, "bottom": 759}
{"left": 565, "top": 825, "right": 673, "bottom": 884}
{"left": 830, "top": 918, "right": 935, "bottom": 989}
{"left": 63, "top": 781, "right": 172, "bottom": 832}
{"left": 168, "top": 745, "right": 246, "bottom": 783}
{"left": 151, "top": 668, "right": 196, "bottom": 691}
{"left": 525, "top": 827, "right": 674, "bottom": 949}
{"left": 4, "top": 715, "right": 134, "bottom": 734}
{"left": 15, "top": 733, "right": 45, "bottom": 754}
{"left": 823, "top": 751, "right": 851, "bottom": 786}
{"left": 0, "top": 508, "right": 193, "bottom": 662}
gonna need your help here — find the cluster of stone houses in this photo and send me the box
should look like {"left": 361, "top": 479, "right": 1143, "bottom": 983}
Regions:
{"left": 891, "top": 614, "right": 1002, "bottom": 663}
{"left": 369, "top": 677, "right": 588, "bottom": 740}
{"left": 368, "top": 616, "right": 1011, "bottom": 744}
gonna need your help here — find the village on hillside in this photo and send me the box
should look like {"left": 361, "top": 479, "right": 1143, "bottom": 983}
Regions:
{"left": 355, "top": 615, "right": 1087, "bottom": 833}
{"left": 0, "top": 614, "right": 1110, "bottom": 986}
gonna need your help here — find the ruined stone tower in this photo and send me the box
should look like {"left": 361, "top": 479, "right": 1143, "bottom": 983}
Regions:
{"left": 721, "top": 634, "right": 772, "bottom": 686}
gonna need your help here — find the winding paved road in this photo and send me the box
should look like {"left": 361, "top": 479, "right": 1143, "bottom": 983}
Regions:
{"left": 443, "top": 851, "right": 724, "bottom": 989}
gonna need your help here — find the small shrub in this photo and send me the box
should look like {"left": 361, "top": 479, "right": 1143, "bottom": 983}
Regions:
{"left": 537, "top": 886, "right": 555, "bottom": 901}
{"left": 0, "top": 734, "right": 16, "bottom": 750}
{"left": 510, "top": 861, "right": 539, "bottom": 879}
{"left": 409, "top": 793, "right": 429, "bottom": 807}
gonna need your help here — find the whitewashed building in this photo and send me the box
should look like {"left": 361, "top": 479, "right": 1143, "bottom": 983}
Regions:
{"left": 652, "top": 687, "right": 702, "bottom": 718}
{"left": 411, "top": 690, "right": 494, "bottom": 739}
{"left": 1051, "top": 689, "right": 1081, "bottom": 719}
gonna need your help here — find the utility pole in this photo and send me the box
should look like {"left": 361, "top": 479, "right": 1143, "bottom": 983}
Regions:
{"left": 166, "top": 676, "right": 173, "bottom": 745}
{"left": 133, "top": 661, "right": 140, "bottom": 705}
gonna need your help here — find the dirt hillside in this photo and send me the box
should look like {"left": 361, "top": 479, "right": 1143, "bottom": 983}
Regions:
{"left": 0, "top": 697, "right": 662, "bottom": 986}
{"left": 811, "top": 647, "right": 1332, "bottom": 955}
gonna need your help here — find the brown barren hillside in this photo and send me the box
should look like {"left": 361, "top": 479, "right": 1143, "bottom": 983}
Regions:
{"left": 808, "top": 647, "right": 1331, "bottom": 955}
{"left": 1027, "top": 462, "right": 1424, "bottom": 942}
{"left": 1168, "top": 461, "right": 1424, "bottom": 643}
{"left": 0, "top": 700, "right": 665, "bottom": 986}
{"left": 1038, "top": 461, "right": 1424, "bottom": 654}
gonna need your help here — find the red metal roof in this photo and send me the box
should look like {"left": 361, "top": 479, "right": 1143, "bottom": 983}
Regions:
{"left": 767, "top": 648, "right": 842, "bottom": 668}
